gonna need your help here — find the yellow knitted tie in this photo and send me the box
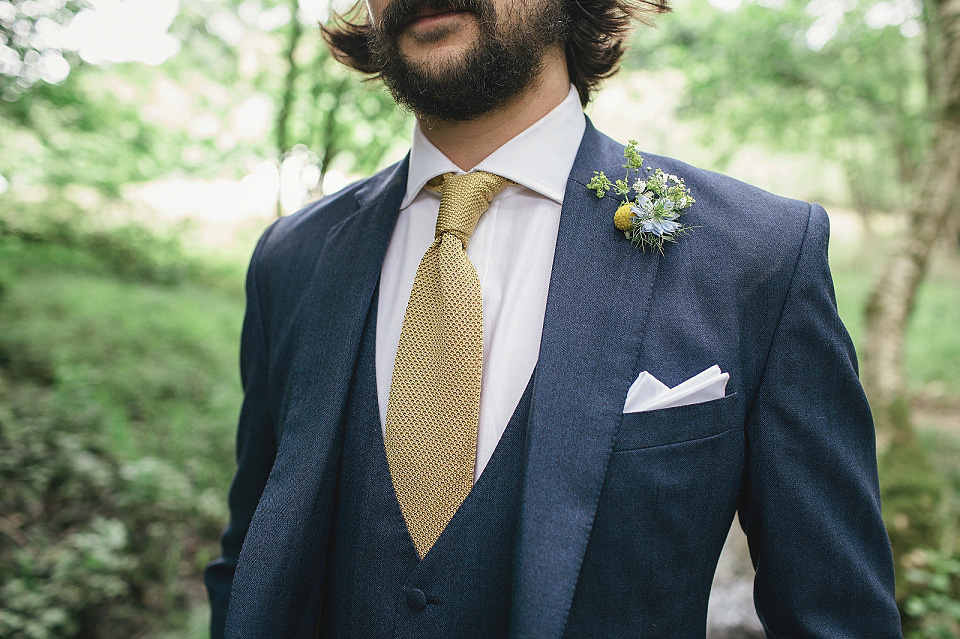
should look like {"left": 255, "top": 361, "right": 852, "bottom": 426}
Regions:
{"left": 385, "top": 170, "right": 509, "bottom": 559}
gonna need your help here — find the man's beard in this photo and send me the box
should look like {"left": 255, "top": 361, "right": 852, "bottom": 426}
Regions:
{"left": 368, "top": 0, "right": 568, "bottom": 122}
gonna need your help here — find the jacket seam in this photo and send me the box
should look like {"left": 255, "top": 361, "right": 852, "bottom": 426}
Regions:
{"left": 250, "top": 220, "right": 279, "bottom": 431}
{"left": 744, "top": 201, "right": 815, "bottom": 421}
{"left": 612, "top": 425, "right": 736, "bottom": 454}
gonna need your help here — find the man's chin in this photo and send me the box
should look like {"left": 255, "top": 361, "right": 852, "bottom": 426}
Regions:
{"left": 374, "top": 2, "right": 553, "bottom": 122}
{"left": 396, "top": 46, "right": 476, "bottom": 84}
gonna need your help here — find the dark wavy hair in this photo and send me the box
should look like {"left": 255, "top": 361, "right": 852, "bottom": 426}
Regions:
{"left": 320, "top": 0, "right": 671, "bottom": 106}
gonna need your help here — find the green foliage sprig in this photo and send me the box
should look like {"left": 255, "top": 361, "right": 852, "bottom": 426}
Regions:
{"left": 587, "top": 140, "right": 695, "bottom": 253}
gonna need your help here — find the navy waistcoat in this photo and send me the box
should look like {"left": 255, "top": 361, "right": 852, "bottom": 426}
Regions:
{"left": 316, "top": 288, "right": 534, "bottom": 639}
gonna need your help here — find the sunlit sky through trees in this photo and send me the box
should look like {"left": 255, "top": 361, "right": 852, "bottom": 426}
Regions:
{"left": 0, "top": 0, "right": 930, "bottom": 235}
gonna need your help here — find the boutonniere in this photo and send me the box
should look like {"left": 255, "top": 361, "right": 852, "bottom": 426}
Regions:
{"left": 586, "top": 140, "right": 695, "bottom": 252}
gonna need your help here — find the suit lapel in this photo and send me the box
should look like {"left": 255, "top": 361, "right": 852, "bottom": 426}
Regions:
{"left": 512, "top": 121, "right": 661, "bottom": 639}
{"left": 279, "top": 155, "right": 410, "bottom": 443}
{"left": 227, "top": 158, "right": 408, "bottom": 638}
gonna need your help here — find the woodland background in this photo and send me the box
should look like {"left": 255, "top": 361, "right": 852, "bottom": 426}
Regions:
{"left": 0, "top": 0, "right": 958, "bottom": 637}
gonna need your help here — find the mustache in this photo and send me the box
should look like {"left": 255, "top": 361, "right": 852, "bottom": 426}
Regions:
{"left": 376, "top": 0, "right": 492, "bottom": 38}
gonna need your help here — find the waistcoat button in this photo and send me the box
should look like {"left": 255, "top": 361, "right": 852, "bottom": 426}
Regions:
{"left": 403, "top": 586, "right": 427, "bottom": 612}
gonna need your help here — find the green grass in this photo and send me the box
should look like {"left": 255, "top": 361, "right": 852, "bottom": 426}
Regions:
{"left": 0, "top": 233, "right": 243, "bottom": 636}
{"left": 0, "top": 237, "right": 244, "bottom": 494}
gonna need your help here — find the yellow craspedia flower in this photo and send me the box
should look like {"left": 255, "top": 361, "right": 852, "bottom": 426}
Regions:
{"left": 613, "top": 203, "right": 634, "bottom": 231}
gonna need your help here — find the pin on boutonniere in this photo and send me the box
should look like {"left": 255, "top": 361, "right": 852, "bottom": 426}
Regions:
{"left": 586, "top": 140, "right": 695, "bottom": 252}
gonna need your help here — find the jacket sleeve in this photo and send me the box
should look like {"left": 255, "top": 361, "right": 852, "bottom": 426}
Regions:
{"left": 738, "top": 203, "right": 902, "bottom": 637}
{"left": 204, "top": 226, "right": 278, "bottom": 639}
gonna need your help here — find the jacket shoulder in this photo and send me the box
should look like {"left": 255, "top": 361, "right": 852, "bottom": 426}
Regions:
{"left": 643, "top": 152, "right": 817, "bottom": 243}
{"left": 629, "top": 150, "right": 827, "bottom": 286}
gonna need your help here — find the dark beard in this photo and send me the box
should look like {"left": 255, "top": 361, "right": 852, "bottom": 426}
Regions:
{"left": 368, "top": 0, "right": 567, "bottom": 122}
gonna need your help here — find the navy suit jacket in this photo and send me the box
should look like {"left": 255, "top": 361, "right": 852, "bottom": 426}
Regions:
{"left": 204, "top": 121, "right": 901, "bottom": 638}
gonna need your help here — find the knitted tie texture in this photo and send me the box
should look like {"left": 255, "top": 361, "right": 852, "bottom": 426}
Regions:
{"left": 385, "top": 170, "right": 508, "bottom": 559}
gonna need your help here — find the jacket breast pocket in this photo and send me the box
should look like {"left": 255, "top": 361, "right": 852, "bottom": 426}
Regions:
{"left": 612, "top": 392, "right": 739, "bottom": 453}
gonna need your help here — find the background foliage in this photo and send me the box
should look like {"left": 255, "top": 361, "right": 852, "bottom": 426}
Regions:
{"left": 629, "top": 0, "right": 930, "bottom": 227}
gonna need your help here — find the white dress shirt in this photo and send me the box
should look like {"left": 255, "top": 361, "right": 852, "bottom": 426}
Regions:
{"left": 377, "top": 85, "right": 587, "bottom": 481}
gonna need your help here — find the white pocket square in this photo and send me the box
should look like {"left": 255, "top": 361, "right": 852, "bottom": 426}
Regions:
{"left": 622, "top": 365, "right": 730, "bottom": 413}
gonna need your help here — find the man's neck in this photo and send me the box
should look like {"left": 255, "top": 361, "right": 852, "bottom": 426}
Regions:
{"left": 416, "top": 48, "right": 573, "bottom": 171}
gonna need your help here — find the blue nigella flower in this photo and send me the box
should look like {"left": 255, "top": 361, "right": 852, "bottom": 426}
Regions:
{"left": 641, "top": 217, "right": 682, "bottom": 236}
{"left": 632, "top": 196, "right": 682, "bottom": 237}
{"left": 631, "top": 196, "right": 654, "bottom": 217}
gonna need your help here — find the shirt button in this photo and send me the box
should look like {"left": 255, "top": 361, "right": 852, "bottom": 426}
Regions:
{"left": 403, "top": 586, "right": 427, "bottom": 612}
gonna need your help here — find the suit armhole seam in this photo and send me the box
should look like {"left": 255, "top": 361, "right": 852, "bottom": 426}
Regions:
{"left": 745, "top": 201, "right": 816, "bottom": 419}
{"left": 249, "top": 221, "right": 279, "bottom": 427}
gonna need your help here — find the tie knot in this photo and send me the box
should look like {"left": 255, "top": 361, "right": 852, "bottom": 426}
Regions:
{"left": 432, "top": 171, "right": 509, "bottom": 246}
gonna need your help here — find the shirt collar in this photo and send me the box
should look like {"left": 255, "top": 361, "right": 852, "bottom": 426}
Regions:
{"left": 401, "top": 85, "right": 586, "bottom": 210}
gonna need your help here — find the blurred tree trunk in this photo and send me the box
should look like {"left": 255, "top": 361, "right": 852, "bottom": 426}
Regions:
{"left": 310, "top": 47, "right": 351, "bottom": 196}
{"left": 861, "top": 0, "right": 960, "bottom": 428}
{"left": 276, "top": 0, "right": 304, "bottom": 218}
{"left": 842, "top": 159, "right": 876, "bottom": 241}
{"left": 864, "top": 2, "right": 960, "bottom": 611}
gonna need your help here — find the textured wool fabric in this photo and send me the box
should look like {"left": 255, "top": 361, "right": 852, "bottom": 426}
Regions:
{"left": 384, "top": 171, "right": 509, "bottom": 558}
{"left": 208, "top": 122, "right": 900, "bottom": 639}
{"left": 317, "top": 290, "right": 533, "bottom": 639}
